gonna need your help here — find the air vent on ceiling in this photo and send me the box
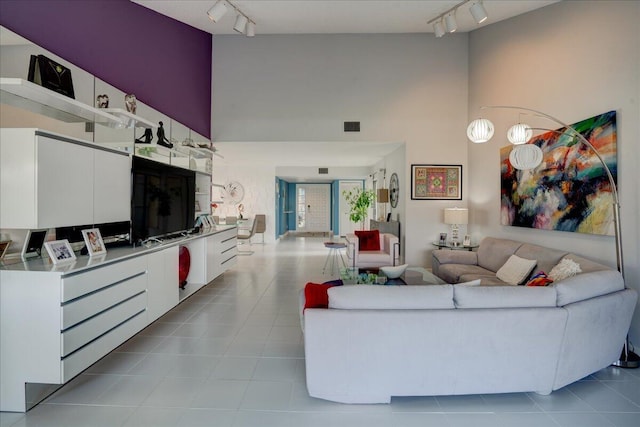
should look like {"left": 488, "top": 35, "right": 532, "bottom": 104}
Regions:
{"left": 318, "top": 168, "right": 329, "bottom": 174}
{"left": 344, "top": 121, "right": 360, "bottom": 132}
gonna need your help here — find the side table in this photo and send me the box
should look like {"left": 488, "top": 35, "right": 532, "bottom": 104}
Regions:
{"left": 431, "top": 242, "right": 478, "bottom": 251}
{"left": 323, "top": 241, "right": 347, "bottom": 275}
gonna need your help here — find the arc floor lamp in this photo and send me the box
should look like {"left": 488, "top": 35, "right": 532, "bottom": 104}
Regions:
{"left": 467, "top": 106, "right": 638, "bottom": 368}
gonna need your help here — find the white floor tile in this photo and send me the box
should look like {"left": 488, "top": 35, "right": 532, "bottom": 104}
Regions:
{"left": 8, "top": 236, "right": 640, "bottom": 427}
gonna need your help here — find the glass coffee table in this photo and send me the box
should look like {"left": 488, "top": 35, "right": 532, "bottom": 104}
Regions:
{"left": 340, "top": 267, "right": 445, "bottom": 285}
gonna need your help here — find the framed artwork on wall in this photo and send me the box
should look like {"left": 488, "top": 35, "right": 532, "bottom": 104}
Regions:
{"left": 411, "top": 165, "right": 462, "bottom": 200}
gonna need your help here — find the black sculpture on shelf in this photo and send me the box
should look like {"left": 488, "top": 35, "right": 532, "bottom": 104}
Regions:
{"left": 156, "top": 121, "right": 173, "bottom": 148}
{"left": 135, "top": 128, "right": 153, "bottom": 144}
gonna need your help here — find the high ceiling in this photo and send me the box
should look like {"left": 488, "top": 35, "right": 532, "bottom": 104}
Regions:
{"left": 132, "top": 1, "right": 559, "bottom": 36}
{"left": 130, "top": 1, "right": 559, "bottom": 173}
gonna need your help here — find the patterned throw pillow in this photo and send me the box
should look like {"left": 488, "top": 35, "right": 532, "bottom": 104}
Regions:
{"left": 548, "top": 258, "right": 582, "bottom": 282}
{"left": 525, "top": 271, "right": 554, "bottom": 287}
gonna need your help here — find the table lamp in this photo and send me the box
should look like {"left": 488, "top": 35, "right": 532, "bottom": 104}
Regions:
{"left": 444, "top": 208, "right": 468, "bottom": 247}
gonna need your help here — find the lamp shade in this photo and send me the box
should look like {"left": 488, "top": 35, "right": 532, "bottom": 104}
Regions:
{"left": 444, "top": 208, "right": 468, "bottom": 225}
{"left": 377, "top": 188, "right": 390, "bottom": 203}
{"left": 467, "top": 118, "right": 495, "bottom": 143}
{"left": 507, "top": 123, "right": 533, "bottom": 145}
{"left": 509, "top": 144, "right": 543, "bottom": 170}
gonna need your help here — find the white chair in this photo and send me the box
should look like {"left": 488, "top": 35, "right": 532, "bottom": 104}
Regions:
{"left": 345, "top": 232, "right": 400, "bottom": 268}
{"left": 237, "top": 218, "right": 259, "bottom": 255}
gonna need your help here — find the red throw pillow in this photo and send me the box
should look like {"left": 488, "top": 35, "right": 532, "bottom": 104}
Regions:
{"left": 355, "top": 230, "right": 381, "bottom": 251}
{"left": 304, "top": 282, "right": 337, "bottom": 310}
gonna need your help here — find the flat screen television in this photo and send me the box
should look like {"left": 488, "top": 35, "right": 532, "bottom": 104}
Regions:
{"left": 131, "top": 156, "right": 196, "bottom": 242}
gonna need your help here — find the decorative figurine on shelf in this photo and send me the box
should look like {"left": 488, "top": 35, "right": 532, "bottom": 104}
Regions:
{"left": 96, "top": 94, "right": 109, "bottom": 108}
{"left": 135, "top": 128, "right": 153, "bottom": 144}
{"left": 237, "top": 203, "right": 245, "bottom": 219}
{"left": 124, "top": 93, "right": 137, "bottom": 114}
{"left": 156, "top": 121, "right": 173, "bottom": 148}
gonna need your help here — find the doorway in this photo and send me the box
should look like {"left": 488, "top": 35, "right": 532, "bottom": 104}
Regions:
{"left": 296, "top": 184, "right": 331, "bottom": 232}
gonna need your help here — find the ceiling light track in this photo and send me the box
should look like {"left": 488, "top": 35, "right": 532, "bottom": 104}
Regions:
{"left": 207, "top": 0, "right": 256, "bottom": 37}
{"left": 427, "top": 0, "right": 488, "bottom": 38}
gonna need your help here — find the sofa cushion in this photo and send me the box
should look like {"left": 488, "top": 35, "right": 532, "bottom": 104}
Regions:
{"left": 554, "top": 270, "right": 624, "bottom": 306}
{"left": 328, "top": 284, "right": 454, "bottom": 309}
{"left": 304, "top": 282, "right": 339, "bottom": 310}
{"left": 453, "top": 285, "right": 557, "bottom": 309}
{"left": 476, "top": 237, "right": 523, "bottom": 272}
{"left": 495, "top": 255, "right": 537, "bottom": 285}
{"left": 549, "top": 258, "right": 582, "bottom": 282}
{"left": 355, "top": 230, "right": 380, "bottom": 251}
{"left": 437, "top": 264, "right": 495, "bottom": 284}
{"left": 515, "top": 243, "right": 568, "bottom": 280}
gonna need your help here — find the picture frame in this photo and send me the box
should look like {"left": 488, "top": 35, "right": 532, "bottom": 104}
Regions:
{"left": 439, "top": 233, "right": 447, "bottom": 245}
{"left": 44, "top": 239, "right": 76, "bottom": 264}
{"left": 21, "top": 229, "right": 48, "bottom": 260}
{"left": 0, "top": 240, "right": 12, "bottom": 260}
{"left": 207, "top": 215, "right": 216, "bottom": 226}
{"left": 81, "top": 228, "right": 107, "bottom": 256}
{"left": 463, "top": 234, "right": 471, "bottom": 247}
{"left": 195, "top": 214, "right": 211, "bottom": 229}
{"left": 411, "top": 164, "right": 462, "bottom": 200}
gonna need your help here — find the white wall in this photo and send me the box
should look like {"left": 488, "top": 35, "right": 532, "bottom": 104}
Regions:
{"left": 468, "top": 1, "right": 640, "bottom": 344}
{"left": 212, "top": 33, "right": 469, "bottom": 265}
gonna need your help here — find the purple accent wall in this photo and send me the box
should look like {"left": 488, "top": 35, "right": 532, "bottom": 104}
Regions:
{"left": 0, "top": 0, "right": 212, "bottom": 138}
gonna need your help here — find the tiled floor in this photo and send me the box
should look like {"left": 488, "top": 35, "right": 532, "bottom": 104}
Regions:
{"left": 2, "top": 236, "right": 640, "bottom": 427}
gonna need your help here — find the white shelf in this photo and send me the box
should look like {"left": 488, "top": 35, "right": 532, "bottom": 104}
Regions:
{"left": 103, "top": 108, "right": 157, "bottom": 129}
{"left": 0, "top": 78, "right": 125, "bottom": 126}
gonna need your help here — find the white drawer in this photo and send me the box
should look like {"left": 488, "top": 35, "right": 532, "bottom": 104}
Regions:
{"left": 62, "top": 257, "right": 147, "bottom": 302}
{"left": 61, "top": 292, "right": 146, "bottom": 357}
{"left": 61, "top": 311, "right": 147, "bottom": 382}
{"left": 220, "top": 236, "right": 237, "bottom": 252}
{"left": 61, "top": 272, "right": 147, "bottom": 329}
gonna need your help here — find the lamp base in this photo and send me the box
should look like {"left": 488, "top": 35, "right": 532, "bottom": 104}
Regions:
{"left": 612, "top": 349, "right": 640, "bottom": 369}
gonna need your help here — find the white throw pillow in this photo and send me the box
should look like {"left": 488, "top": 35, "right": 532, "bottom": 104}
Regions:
{"left": 548, "top": 258, "right": 582, "bottom": 282}
{"left": 496, "top": 255, "right": 537, "bottom": 285}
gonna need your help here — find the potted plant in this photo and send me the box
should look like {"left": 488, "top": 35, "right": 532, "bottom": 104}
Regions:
{"left": 342, "top": 188, "right": 376, "bottom": 230}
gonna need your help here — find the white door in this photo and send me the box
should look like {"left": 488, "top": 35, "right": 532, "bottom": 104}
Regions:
{"left": 339, "top": 181, "right": 363, "bottom": 236}
{"left": 296, "top": 184, "right": 330, "bottom": 232}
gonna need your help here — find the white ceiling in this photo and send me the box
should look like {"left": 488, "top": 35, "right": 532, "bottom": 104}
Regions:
{"left": 132, "top": 1, "right": 559, "bottom": 36}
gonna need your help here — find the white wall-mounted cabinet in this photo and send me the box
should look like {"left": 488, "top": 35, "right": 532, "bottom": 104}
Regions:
{"left": 0, "top": 128, "right": 130, "bottom": 229}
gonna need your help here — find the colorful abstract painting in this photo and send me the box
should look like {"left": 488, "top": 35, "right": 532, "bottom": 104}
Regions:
{"left": 411, "top": 165, "right": 462, "bottom": 200}
{"left": 500, "top": 111, "right": 617, "bottom": 235}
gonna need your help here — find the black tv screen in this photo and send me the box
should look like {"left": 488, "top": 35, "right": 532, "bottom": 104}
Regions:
{"left": 131, "top": 156, "right": 196, "bottom": 242}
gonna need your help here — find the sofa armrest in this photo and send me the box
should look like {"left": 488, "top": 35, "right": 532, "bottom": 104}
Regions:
{"left": 432, "top": 250, "right": 478, "bottom": 278}
{"left": 433, "top": 250, "right": 478, "bottom": 266}
{"left": 382, "top": 233, "right": 400, "bottom": 265}
{"left": 345, "top": 234, "right": 358, "bottom": 267}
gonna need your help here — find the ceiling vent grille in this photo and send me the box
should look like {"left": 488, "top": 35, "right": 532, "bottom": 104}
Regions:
{"left": 344, "top": 121, "right": 360, "bottom": 132}
{"left": 318, "top": 168, "right": 329, "bottom": 174}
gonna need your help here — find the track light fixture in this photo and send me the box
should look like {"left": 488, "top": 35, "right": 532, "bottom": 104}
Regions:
{"left": 207, "top": 0, "right": 228, "bottom": 23}
{"left": 444, "top": 12, "right": 457, "bottom": 33}
{"left": 433, "top": 20, "right": 445, "bottom": 38}
{"left": 207, "top": 0, "right": 256, "bottom": 37}
{"left": 427, "top": 0, "right": 489, "bottom": 38}
{"left": 470, "top": 1, "right": 489, "bottom": 24}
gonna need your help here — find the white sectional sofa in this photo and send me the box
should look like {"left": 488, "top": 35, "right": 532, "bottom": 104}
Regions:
{"left": 300, "top": 241, "right": 637, "bottom": 404}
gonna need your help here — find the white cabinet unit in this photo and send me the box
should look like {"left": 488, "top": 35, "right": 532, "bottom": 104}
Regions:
{"left": 0, "top": 128, "right": 131, "bottom": 229}
{"left": 0, "top": 256, "right": 148, "bottom": 412}
{"left": 146, "top": 245, "right": 179, "bottom": 322}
